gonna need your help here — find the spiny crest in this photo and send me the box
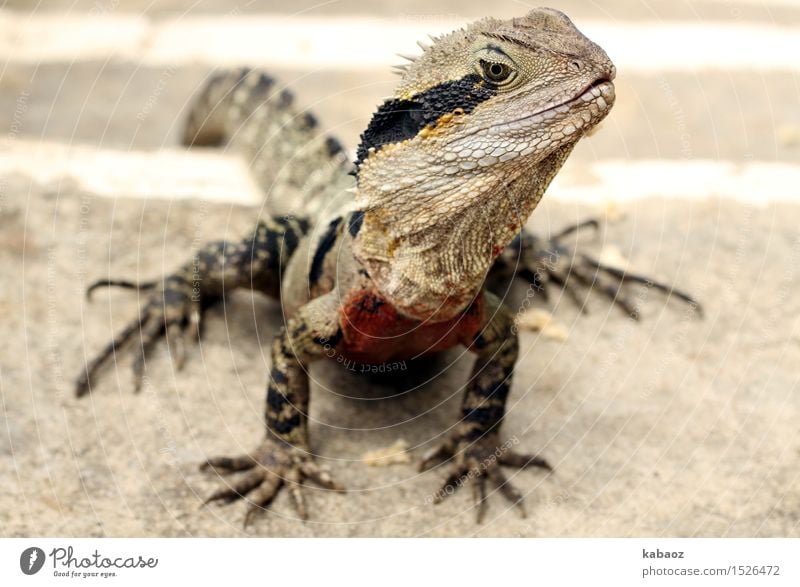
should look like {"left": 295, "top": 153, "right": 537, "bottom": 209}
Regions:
{"left": 391, "top": 17, "right": 505, "bottom": 98}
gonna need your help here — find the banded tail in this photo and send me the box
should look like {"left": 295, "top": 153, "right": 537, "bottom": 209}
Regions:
{"left": 182, "top": 67, "right": 353, "bottom": 216}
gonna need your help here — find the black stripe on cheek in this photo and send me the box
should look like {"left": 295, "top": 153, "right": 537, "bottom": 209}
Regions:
{"left": 354, "top": 73, "right": 497, "bottom": 170}
{"left": 355, "top": 97, "right": 423, "bottom": 168}
{"left": 308, "top": 216, "right": 343, "bottom": 286}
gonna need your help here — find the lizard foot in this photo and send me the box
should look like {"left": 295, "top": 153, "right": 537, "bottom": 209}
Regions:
{"left": 419, "top": 434, "right": 551, "bottom": 523}
{"left": 508, "top": 219, "right": 703, "bottom": 319}
{"left": 201, "top": 438, "right": 345, "bottom": 526}
{"left": 76, "top": 273, "right": 205, "bottom": 396}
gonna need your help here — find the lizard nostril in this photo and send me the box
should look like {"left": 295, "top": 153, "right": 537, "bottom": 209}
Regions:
{"left": 570, "top": 60, "right": 582, "bottom": 72}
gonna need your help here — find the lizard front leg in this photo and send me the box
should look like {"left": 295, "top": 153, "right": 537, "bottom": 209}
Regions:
{"left": 489, "top": 222, "right": 702, "bottom": 318}
{"left": 420, "top": 292, "right": 551, "bottom": 523}
{"left": 201, "top": 294, "right": 344, "bottom": 526}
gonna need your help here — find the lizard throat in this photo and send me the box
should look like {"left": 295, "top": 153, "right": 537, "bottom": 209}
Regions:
{"left": 352, "top": 145, "right": 575, "bottom": 322}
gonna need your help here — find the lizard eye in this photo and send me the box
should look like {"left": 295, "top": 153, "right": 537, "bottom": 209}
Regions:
{"left": 479, "top": 60, "right": 514, "bottom": 84}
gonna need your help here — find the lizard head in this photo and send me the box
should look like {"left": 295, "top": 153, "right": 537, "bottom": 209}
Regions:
{"left": 352, "top": 8, "right": 616, "bottom": 320}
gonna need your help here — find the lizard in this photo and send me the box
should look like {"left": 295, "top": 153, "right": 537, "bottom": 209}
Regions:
{"left": 76, "top": 7, "right": 700, "bottom": 525}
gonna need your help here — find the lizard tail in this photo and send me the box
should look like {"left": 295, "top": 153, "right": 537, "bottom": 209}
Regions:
{"left": 182, "top": 67, "right": 353, "bottom": 216}
{"left": 182, "top": 67, "right": 271, "bottom": 148}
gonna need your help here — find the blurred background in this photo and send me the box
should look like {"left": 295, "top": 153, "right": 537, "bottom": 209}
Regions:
{"left": 1, "top": 1, "right": 798, "bottom": 538}
{"left": 1, "top": 0, "right": 799, "bottom": 188}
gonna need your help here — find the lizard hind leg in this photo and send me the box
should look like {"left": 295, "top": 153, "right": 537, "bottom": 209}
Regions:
{"left": 182, "top": 67, "right": 352, "bottom": 209}
{"left": 76, "top": 274, "right": 201, "bottom": 397}
{"left": 76, "top": 216, "right": 310, "bottom": 396}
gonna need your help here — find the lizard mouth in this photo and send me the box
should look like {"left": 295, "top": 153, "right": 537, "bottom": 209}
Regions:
{"left": 451, "top": 77, "right": 615, "bottom": 146}
{"left": 573, "top": 78, "right": 615, "bottom": 112}
{"left": 498, "top": 77, "right": 615, "bottom": 129}
{"left": 582, "top": 77, "right": 614, "bottom": 95}
{"left": 442, "top": 77, "right": 615, "bottom": 150}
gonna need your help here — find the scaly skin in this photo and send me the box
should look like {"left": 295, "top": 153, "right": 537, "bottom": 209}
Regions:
{"left": 77, "top": 8, "right": 700, "bottom": 525}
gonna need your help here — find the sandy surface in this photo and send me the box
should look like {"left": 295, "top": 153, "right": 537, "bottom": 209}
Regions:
{"left": 1, "top": 175, "right": 798, "bottom": 537}
{"left": 1, "top": 0, "right": 799, "bottom": 539}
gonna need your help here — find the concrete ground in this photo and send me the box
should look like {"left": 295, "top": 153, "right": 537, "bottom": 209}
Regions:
{"left": 1, "top": 0, "right": 799, "bottom": 537}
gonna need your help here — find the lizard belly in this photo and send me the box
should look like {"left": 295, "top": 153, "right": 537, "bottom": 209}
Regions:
{"left": 336, "top": 289, "right": 484, "bottom": 364}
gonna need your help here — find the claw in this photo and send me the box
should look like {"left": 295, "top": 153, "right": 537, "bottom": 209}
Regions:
{"left": 131, "top": 317, "right": 163, "bottom": 392}
{"left": 570, "top": 265, "right": 639, "bottom": 319}
{"left": 548, "top": 270, "right": 589, "bottom": 314}
{"left": 166, "top": 322, "right": 186, "bottom": 370}
{"left": 242, "top": 475, "right": 283, "bottom": 527}
{"left": 551, "top": 218, "right": 600, "bottom": 242}
{"left": 243, "top": 505, "right": 261, "bottom": 528}
{"left": 86, "top": 278, "right": 157, "bottom": 301}
{"left": 419, "top": 440, "right": 455, "bottom": 472}
{"left": 75, "top": 315, "right": 147, "bottom": 397}
{"left": 285, "top": 469, "right": 308, "bottom": 520}
{"left": 473, "top": 476, "right": 489, "bottom": 523}
{"left": 203, "top": 469, "right": 264, "bottom": 506}
{"left": 203, "top": 488, "right": 242, "bottom": 506}
{"left": 201, "top": 440, "right": 345, "bottom": 525}
{"left": 201, "top": 454, "right": 256, "bottom": 473}
{"left": 188, "top": 304, "right": 203, "bottom": 341}
{"left": 433, "top": 470, "right": 467, "bottom": 504}
{"left": 78, "top": 271, "right": 206, "bottom": 396}
{"left": 299, "top": 463, "right": 346, "bottom": 492}
{"left": 581, "top": 254, "right": 704, "bottom": 317}
{"left": 424, "top": 437, "right": 549, "bottom": 521}
{"left": 498, "top": 452, "right": 552, "bottom": 471}
{"left": 490, "top": 467, "right": 526, "bottom": 518}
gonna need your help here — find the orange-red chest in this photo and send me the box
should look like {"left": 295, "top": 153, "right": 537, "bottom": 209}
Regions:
{"left": 335, "top": 289, "right": 484, "bottom": 365}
